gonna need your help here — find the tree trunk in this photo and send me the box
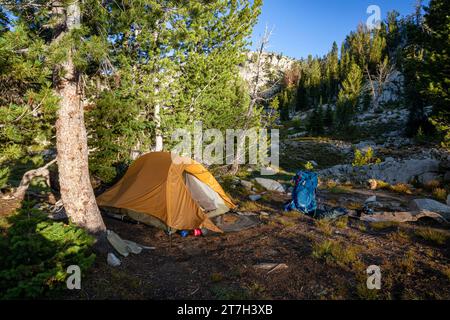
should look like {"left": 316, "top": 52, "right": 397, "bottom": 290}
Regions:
{"left": 152, "top": 24, "right": 164, "bottom": 153}
{"left": 54, "top": 1, "right": 106, "bottom": 234}
{"left": 230, "top": 28, "right": 270, "bottom": 174}
{"left": 365, "top": 66, "right": 378, "bottom": 109}
{"left": 154, "top": 102, "right": 163, "bottom": 152}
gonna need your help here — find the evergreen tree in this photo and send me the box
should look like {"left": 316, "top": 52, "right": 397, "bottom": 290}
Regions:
{"left": 336, "top": 62, "right": 363, "bottom": 128}
{"left": 0, "top": 23, "right": 58, "bottom": 188}
{"left": 166, "top": 0, "right": 262, "bottom": 138}
{"left": 327, "top": 41, "right": 340, "bottom": 100}
{"left": 1, "top": 0, "right": 109, "bottom": 233}
{"left": 309, "top": 58, "right": 322, "bottom": 106}
{"left": 295, "top": 59, "right": 310, "bottom": 110}
{"left": 324, "top": 105, "right": 334, "bottom": 129}
{"left": 339, "top": 42, "right": 351, "bottom": 82}
{"left": 386, "top": 10, "right": 402, "bottom": 59}
{"left": 402, "top": 4, "right": 432, "bottom": 137}
{"left": 0, "top": 0, "right": 263, "bottom": 232}
{"left": 422, "top": 0, "right": 450, "bottom": 148}
{"left": 307, "top": 105, "right": 324, "bottom": 135}
{"left": 279, "top": 89, "right": 290, "bottom": 121}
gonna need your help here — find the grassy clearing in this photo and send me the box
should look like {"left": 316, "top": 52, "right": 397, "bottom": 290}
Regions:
{"left": 415, "top": 228, "right": 449, "bottom": 246}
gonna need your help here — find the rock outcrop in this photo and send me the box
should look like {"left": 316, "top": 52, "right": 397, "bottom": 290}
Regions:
{"left": 411, "top": 199, "right": 450, "bottom": 220}
{"left": 320, "top": 157, "right": 441, "bottom": 185}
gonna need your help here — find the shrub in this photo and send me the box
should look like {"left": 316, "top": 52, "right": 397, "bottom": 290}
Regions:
{"left": 0, "top": 203, "right": 96, "bottom": 299}
{"left": 432, "top": 188, "right": 447, "bottom": 201}
{"left": 304, "top": 161, "right": 314, "bottom": 171}
{"left": 352, "top": 147, "right": 381, "bottom": 167}
{"left": 368, "top": 179, "right": 390, "bottom": 190}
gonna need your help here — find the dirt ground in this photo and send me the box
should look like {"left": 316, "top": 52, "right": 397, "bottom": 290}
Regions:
{"left": 63, "top": 188, "right": 450, "bottom": 300}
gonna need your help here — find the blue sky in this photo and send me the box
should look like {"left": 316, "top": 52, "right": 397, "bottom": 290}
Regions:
{"left": 251, "top": 0, "right": 428, "bottom": 59}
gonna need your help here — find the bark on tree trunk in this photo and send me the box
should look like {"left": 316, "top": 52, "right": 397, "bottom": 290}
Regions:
{"left": 54, "top": 1, "right": 106, "bottom": 234}
{"left": 152, "top": 24, "right": 164, "bottom": 153}
{"left": 154, "top": 102, "right": 163, "bottom": 152}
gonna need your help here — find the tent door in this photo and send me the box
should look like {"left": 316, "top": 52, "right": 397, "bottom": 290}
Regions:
{"left": 184, "top": 173, "right": 230, "bottom": 218}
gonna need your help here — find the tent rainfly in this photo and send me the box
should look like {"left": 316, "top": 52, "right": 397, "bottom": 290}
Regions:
{"left": 97, "top": 152, "right": 235, "bottom": 233}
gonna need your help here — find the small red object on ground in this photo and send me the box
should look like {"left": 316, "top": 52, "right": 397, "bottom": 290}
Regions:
{"left": 194, "top": 229, "right": 202, "bottom": 237}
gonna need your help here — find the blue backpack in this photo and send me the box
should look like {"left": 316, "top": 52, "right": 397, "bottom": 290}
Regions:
{"left": 284, "top": 171, "right": 318, "bottom": 214}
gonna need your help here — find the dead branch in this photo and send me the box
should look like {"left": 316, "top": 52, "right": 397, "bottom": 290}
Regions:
{"left": 5, "top": 159, "right": 57, "bottom": 201}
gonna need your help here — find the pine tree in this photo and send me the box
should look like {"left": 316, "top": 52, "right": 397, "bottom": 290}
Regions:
{"left": 296, "top": 60, "right": 310, "bottom": 111}
{"left": 422, "top": 0, "right": 450, "bottom": 148}
{"left": 309, "top": 58, "right": 322, "bottom": 106}
{"left": 339, "top": 42, "right": 351, "bottom": 83}
{"left": 336, "top": 62, "right": 363, "bottom": 128}
{"left": 386, "top": 10, "right": 402, "bottom": 59}
{"left": 0, "top": 0, "right": 263, "bottom": 233}
{"left": 328, "top": 41, "right": 340, "bottom": 100}
{"left": 279, "top": 89, "right": 290, "bottom": 121}
{"left": 0, "top": 24, "right": 58, "bottom": 191}
{"left": 167, "top": 0, "right": 262, "bottom": 139}
{"left": 324, "top": 105, "right": 334, "bottom": 129}
{"left": 1, "top": 0, "right": 108, "bottom": 233}
{"left": 402, "top": 4, "right": 432, "bottom": 137}
{"left": 307, "top": 105, "right": 324, "bottom": 135}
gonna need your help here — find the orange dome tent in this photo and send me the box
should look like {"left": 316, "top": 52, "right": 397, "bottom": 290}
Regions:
{"left": 96, "top": 152, "right": 235, "bottom": 233}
